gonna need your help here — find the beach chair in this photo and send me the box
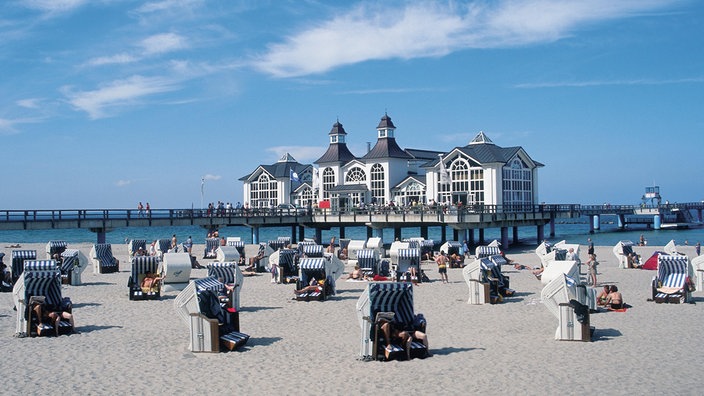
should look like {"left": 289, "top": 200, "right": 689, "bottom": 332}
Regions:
{"left": 128, "top": 239, "right": 147, "bottom": 259}
{"left": 216, "top": 246, "right": 240, "bottom": 263}
{"left": 540, "top": 260, "right": 580, "bottom": 286}
{"left": 357, "top": 249, "right": 379, "bottom": 277}
{"left": 692, "top": 255, "right": 704, "bottom": 292}
{"left": 90, "top": 243, "right": 120, "bottom": 274}
{"left": 613, "top": 240, "right": 635, "bottom": 269}
{"left": 356, "top": 282, "right": 429, "bottom": 361}
{"left": 651, "top": 254, "right": 693, "bottom": 304}
{"left": 45, "top": 240, "right": 68, "bottom": 259}
{"left": 664, "top": 240, "right": 681, "bottom": 256}
{"left": 156, "top": 238, "right": 172, "bottom": 258}
{"left": 226, "top": 240, "right": 246, "bottom": 260}
{"left": 396, "top": 248, "right": 421, "bottom": 283}
{"left": 267, "top": 239, "right": 287, "bottom": 252}
{"left": 295, "top": 258, "right": 330, "bottom": 301}
{"left": 207, "top": 262, "right": 244, "bottom": 310}
{"left": 11, "top": 250, "right": 37, "bottom": 285}
{"left": 13, "top": 260, "right": 73, "bottom": 337}
{"left": 463, "top": 258, "right": 496, "bottom": 304}
{"left": 128, "top": 256, "right": 161, "bottom": 300}
{"left": 274, "top": 248, "right": 299, "bottom": 284}
{"left": 174, "top": 277, "right": 249, "bottom": 352}
{"left": 202, "top": 238, "right": 218, "bottom": 259}
{"left": 475, "top": 245, "right": 501, "bottom": 259}
{"left": 346, "top": 239, "right": 367, "bottom": 266}
{"left": 300, "top": 243, "right": 324, "bottom": 258}
{"left": 59, "top": 249, "right": 88, "bottom": 285}
{"left": 160, "top": 253, "right": 192, "bottom": 291}
{"left": 440, "top": 240, "right": 462, "bottom": 259}
{"left": 541, "top": 274, "right": 593, "bottom": 341}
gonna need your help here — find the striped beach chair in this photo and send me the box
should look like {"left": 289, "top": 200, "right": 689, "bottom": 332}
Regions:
{"left": 128, "top": 239, "right": 147, "bottom": 259}
{"left": 91, "top": 243, "right": 119, "bottom": 274}
{"left": 46, "top": 240, "right": 68, "bottom": 259}
{"left": 652, "top": 254, "right": 692, "bottom": 304}
{"left": 11, "top": 250, "right": 37, "bottom": 285}
{"left": 204, "top": 238, "right": 220, "bottom": 258}
{"left": 207, "top": 262, "right": 244, "bottom": 310}
{"left": 481, "top": 257, "right": 513, "bottom": 298}
{"left": 295, "top": 258, "right": 329, "bottom": 301}
{"left": 396, "top": 248, "right": 421, "bottom": 283}
{"left": 356, "top": 282, "right": 428, "bottom": 361}
{"left": 277, "top": 249, "right": 299, "bottom": 284}
{"left": 475, "top": 245, "right": 501, "bottom": 259}
{"left": 226, "top": 240, "right": 246, "bottom": 258}
{"left": 59, "top": 249, "right": 79, "bottom": 284}
{"left": 15, "top": 260, "right": 73, "bottom": 337}
{"left": 156, "top": 238, "right": 172, "bottom": 257}
{"left": 128, "top": 256, "right": 161, "bottom": 300}
{"left": 174, "top": 277, "right": 249, "bottom": 352}
{"left": 268, "top": 239, "right": 287, "bottom": 251}
{"left": 357, "top": 249, "right": 379, "bottom": 276}
{"left": 301, "top": 244, "right": 324, "bottom": 258}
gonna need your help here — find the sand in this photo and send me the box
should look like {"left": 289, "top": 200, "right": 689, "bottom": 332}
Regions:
{"left": 0, "top": 242, "right": 702, "bottom": 395}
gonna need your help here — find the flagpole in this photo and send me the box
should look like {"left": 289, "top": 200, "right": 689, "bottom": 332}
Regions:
{"left": 200, "top": 177, "right": 205, "bottom": 210}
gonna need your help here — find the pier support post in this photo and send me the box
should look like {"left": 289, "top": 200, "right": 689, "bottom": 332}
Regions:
{"left": 501, "top": 227, "right": 509, "bottom": 249}
{"left": 394, "top": 228, "right": 402, "bottom": 241}
{"left": 251, "top": 226, "right": 260, "bottom": 245}
{"left": 291, "top": 225, "right": 297, "bottom": 244}
{"left": 298, "top": 226, "right": 305, "bottom": 243}
{"left": 91, "top": 228, "right": 107, "bottom": 244}
{"left": 698, "top": 209, "right": 702, "bottom": 223}
{"left": 468, "top": 229, "right": 475, "bottom": 247}
{"left": 617, "top": 215, "right": 625, "bottom": 229}
{"left": 453, "top": 229, "right": 459, "bottom": 241}
{"left": 537, "top": 224, "right": 544, "bottom": 244}
{"left": 653, "top": 215, "right": 662, "bottom": 230}
{"left": 593, "top": 215, "right": 601, "bottom": 231}
{"left": 549, "top": 217, "right": 555, "bottom": 237}
{"left": 339, "top": 226, "right": 345, "bottom": 239}
{"left": 441, "top": 226, "right": 447, "bottom": 242}
{"left": 512, "top": 226, "right": 519, "bottom": 245}
{"left": 366, "top": 226, "right": 373, "bottom": 239}
{"left": 314, "top": 228, "right": 322, "bottom": 244}
{"left": 420, "top": 226, "right": 428, "bottom": 240}
{"left": 478, "top": 229, "right": 485, "bottom": 246}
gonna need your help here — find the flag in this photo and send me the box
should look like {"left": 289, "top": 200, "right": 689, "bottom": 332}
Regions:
{"left": 438, "top": 155, "right": 450, "bottom": 185}
{"left": 201, "top": 177, "right": 205, "bottom": 194}
{"left": 311, "top": 167, "right": 319, "bottom": 190}
{"left": 290, "top": 168, "right": 300, "bottom": 182}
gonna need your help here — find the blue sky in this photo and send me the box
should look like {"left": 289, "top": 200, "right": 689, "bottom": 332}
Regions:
{"left": 1, "top": 0, "right": 702, "bottom": 210}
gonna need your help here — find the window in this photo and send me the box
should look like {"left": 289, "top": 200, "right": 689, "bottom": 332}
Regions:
{"left": 370, "top": 163, "right": 385, "bottom": 205}
{"left": 298, "top": 187, "right": 313, "bottom": 207}
{"left": 322, "top": 167, "right": 335, "bottom": 200}
{"left": 437, "top": 157, "right": 483, "bottom": 205}
{"left": 502, "top": 158, "right": 532, "bottom": 211}
{"left": 250, "top": 173, "right": 278, "bottom": 208}
{"left": 345, "top": 167, "right": 366, "bottom": 183}
{"left": 393, "top": 181, "right": 424, "bottom": 205}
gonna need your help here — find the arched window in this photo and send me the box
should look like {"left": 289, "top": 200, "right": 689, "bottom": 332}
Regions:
{"left": 370, "top": 163, "right": 385, "bottom": 205}
{"left": 502, "top": 158, "right": 532, "bottom": 210}
{"left": 298, "top": 187, "right": 313, "bottom": 207}
{"left": 322, "top": 167, "right": 335, "bottom": 200}
{"left": 250, "top": 173, "right": 278, "bottom": 208}
{"left": 345, "top": 167, "right": 366, "bottom": 183}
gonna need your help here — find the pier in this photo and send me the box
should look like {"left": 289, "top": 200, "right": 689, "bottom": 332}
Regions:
{"left": 0, "top": 202, "right": 702, "bottom": 246}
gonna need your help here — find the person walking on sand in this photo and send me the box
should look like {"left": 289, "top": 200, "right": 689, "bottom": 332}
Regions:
{"left": 696, "top": 242, "right": 701, "bottom": 256}
{"left": 435, "top": 251, "right": 449, "bottom": 284}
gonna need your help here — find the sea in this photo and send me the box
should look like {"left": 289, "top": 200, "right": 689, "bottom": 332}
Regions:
{"left": 1, "top": 214, "right": 702, "bottom": 248}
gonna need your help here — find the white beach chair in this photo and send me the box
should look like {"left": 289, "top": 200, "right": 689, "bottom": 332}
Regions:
{"left": 161, "top": 253, "right": 192, "bottom": 292}
{"left": 207, "top": 262, "right": 244, "bottom": 310}
{"left": 541, "top": 274, "right": 593, "bottom": 341}
{"left": 60, "top": 248, "right": 88, "bottom": 285}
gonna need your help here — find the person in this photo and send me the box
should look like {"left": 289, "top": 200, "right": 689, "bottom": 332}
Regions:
{"left": 639, "top": 234, "right": 646, "bottom": 246}
{"left": 338, "top": 247, "right": 348, "bottom": 260}
{"left": 596, "top": 285, "right": 611, "bottom": 306}
{"left": 327, "top": 237, "right": 336, "bottom": 254}
{"left": 248, "top": 247, "right": 266, "bottom": 272}
{"left": 184, "top": 236, "right": 193, "bottom": 255}
{"left": 220, "top": 237, "right": 226, "bottom": 246}
{"left": 587, "top": 238, "right": 594, "bottom": 256}
{"left": 33, "top": 299, "right": 76, "bottom": 336}
{"left": 137, "top": 202, "right": 144, "bottom": 218}
{"left": 462, "top": 240, "right": 470, "bottom": 260}
{"left": 294, "top": 277, "right": 324, "bottom": 295}
{"left": 0, "top": 254, "right": 11, "bottom": 288}
{"left": 141, "top": 271, "right": 163, "bottom": 293}
{"left": 435, "top": 251, "right": 449, "bottom": 284}
{"left": 347, "top": 265, "right": 363, "bottom": 280}
{"left": 565, "top": 247, "right": 578, "bottom": 261}
{"left": 145, "top": 202, "right": 151, "bottom": 217}
{"left": 449, "top": 252, "right": 463, "bottom": 268}
{"left": 696, "top": 242, "right": 701, "bottom": 256}
{"left": 585, "top": 253, "right": 598, "bottom": 287}
{"left": 148, "top": 240, "right": 157, "bottom": 256}
{"left": 170, "top": 234, "right": 178, "bottom": 251}
{"left": 605, "top": 285, "right": 624, "bottom": 310}
{"left": 379, "top": 317, "right": 430, "bottom": 360}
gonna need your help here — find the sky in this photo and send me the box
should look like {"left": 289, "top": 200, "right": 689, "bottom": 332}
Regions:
{"left": 1, "top": 0, "right": 702, "bottom": 210}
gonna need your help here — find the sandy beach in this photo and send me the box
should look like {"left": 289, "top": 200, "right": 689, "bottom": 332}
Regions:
{"left": 1, "top": 241, "right": 702, "bottom": 395}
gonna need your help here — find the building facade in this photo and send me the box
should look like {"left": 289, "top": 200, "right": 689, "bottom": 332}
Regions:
{"left": 240, "top": 114, "right": 543, "bottom": 210}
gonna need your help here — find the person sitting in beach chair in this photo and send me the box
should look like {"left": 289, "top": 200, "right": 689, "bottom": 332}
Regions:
{"left": 32, "top": 297, "right": 75, "bottom": 337}
{"left": 378, "top": 314, "right": 430, "bottom": 361}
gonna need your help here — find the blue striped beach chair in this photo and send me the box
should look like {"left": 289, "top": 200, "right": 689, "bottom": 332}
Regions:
{"left": 156, "top": 238, "right": 172, "bottom": 257}
{"left": 11, "top": 250, "right": 37, "bottom": 285}
{"left": 356, "top": 282, "right": 428, "bottom": 361}
{"left": 301, "top": 244, "right": 324, "bottom": 258}
{"left": 19, "top": 260, "right": 73, "bottom": 337}
{"left": 475, "top": 245, "right": 501, "bottom": 259}
{"left": 396, "top": 248, "right": 421, "bottom": 283}
{"left": 652, "top": 254, "right": 692, "bottom": 304}
{"left": 295, "top": 258, "right": 329, "bottom": 301}
{"left": 204, "top": 238, "right": 220, "bottom": 259}
{"left": 59, "top": 249, "right": 79, "bottom": 284}
{"left": 268, "top": 239, "right": 287, "bottom": 251}
{"left": 128, "top": 239, "right": 147, "bottom": 259}
{"left": 357, "top": 249, "right": 379, "bottom": 276}
{"left": 481, "top": 257, "right": 513, "bottom": 299}
{"left": 173, "top": 277, "right": 249, "bottom": 352}
{"left": 277, "top": 249, "right": 299, "bottom": 284}
{"left": 128, "top": 256, "right": 161, "bottom": 300}
{"left": 91, "top": 243, "right": 119, "bottom": 274}
{"left": 227, "top": 240, "right": 246, "bottom": 258}
{"left": 46, "top": 240, "right": 68, "bottom": 259}
{"left": 207, "top": 262, "right": 243, "bottom": 310}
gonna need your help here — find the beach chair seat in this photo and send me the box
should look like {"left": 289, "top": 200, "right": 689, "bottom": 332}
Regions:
{"left": 91, "top": 243, "right": 119, "bottom": 274}
{"left": 128, "top": 239, "right": 147, "bottom": 259}
{"left": 204, "top": 238, "right": 220, "bottom": 259}
{"left": 396, "top": 248, "right": 421, "bottom": 283}
{"left": 128, "top": 256, "right": 161, "bottom": 301}
{"left": 220, "top": 331, "right": 250, "bottom": 351}
{"left": 46, "top": 241, "right": 68, "bottom": 259}
{"left": 18, "top": 261, "right": 74, "bottom": 337}
{"left": 11, "top": 250, "right": 37, "bottom": 285}
{"left": 652, "top": 254, "right": 692, "bottom": 304}
{"left": 295, "top": 258, "right": 331, "bottom": 301}
{"left": 59, "top": 249, "right": 78, "bottom": 284}
{"left": 356, "top": 249, "right": 379, "bottom": 276}
{"left": 277, "top": 249, "right": 299, "bottom": 284}
{"left": 207, "top": 262, "right": 244, "bottom": 310}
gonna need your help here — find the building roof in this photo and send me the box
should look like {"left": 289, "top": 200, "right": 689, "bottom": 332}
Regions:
{"left": 377, "top": 113, "right": 396, "bottom": 129}
{"left": 424, "top": 132, "right": 543, "bottom": 167}
{"left": 314, "top": 142, "right": 357, "bottom": 164}
{"left": 362, "top": 137, "right": 414, "bottom": 160}
{"left": 239, "top": 153, "right": 310, "bottom": 181}
{"left": 329, "top": 120, "right": 347, "bottom": 136}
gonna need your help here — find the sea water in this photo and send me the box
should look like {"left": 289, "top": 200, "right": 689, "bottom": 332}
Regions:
{"left": 0, "top": 215, "right": 701, "bottom": 248}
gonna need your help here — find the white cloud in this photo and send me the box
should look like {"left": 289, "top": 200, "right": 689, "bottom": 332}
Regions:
{"left": 515, "top": 77, "right": 704, "bottom": 89}
{"left": 115, "top": 179, "right": 132, "bottom": 187}
{"left": 134, "top": 0, "right": 204, "bottom": 14}
{"left": 254, "top": 0, "right": 677, "bottom": 78}
{"left": 62, "top": 75, "right": 180, "bottom": 119}
{"left": 21, "top": 0, "right": 88, "bottom": 13}
{"left": 203, "top": 174, "right": 221, "bottom": 181}
{"left": 86, "top": 53, "right": 138, "bottom": 67}
{"left": 140, "top": 33, "right": 187, "bottom": 55}
{"left": 266, "top": 146, "right": 326, "bottom": 163}
{"left": 16, "top": 98, "right": 41, "bottom": 109}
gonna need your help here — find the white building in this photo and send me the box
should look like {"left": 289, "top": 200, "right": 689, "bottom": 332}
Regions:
{"left": 240, "top": 114, "right": 543, "bottom": 210}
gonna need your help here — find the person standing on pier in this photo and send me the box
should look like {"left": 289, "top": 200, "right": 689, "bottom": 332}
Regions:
{"left": 138, "top": 202, "right": 144, "bottom": 218}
